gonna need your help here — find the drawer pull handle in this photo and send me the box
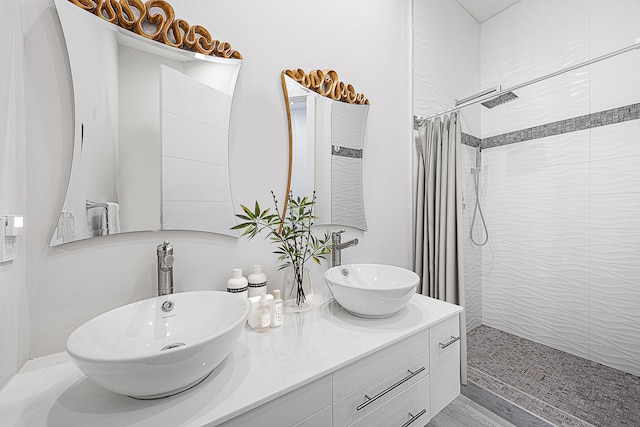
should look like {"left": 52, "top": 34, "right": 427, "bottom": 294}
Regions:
{"left": 439, "top": 335, "right": 461, "bottom": 349}
{"left": 356, "top": 366, "right": 426, "bottom": 411}
{"left": 401, "top": 409, "right": 427, "bottom": 427}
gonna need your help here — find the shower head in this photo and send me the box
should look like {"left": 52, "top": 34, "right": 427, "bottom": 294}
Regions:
{"left": 481, "top": 91, "right": 519, "bottom": 109}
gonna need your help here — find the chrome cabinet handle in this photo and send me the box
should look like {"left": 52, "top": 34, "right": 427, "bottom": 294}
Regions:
{"left": 439, "top": 335, "right": 461, "bottom": 349}
{"left": 401, "top": 409, "right": 427, "bottom": 427}
{"left": 356, "top": 367, "right": 426, "bottom": 411}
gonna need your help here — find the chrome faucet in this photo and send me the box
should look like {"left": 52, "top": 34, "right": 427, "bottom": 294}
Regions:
{"left": 331, "top": 230, "right": 358, "bottom": 267}
{"left": 157, "top": 240, "right": 174, "bottom": 296}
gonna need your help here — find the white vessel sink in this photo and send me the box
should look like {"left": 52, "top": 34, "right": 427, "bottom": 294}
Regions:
{"left": 66, "top": 291, "right": 249, "bottom": 399}
{"left": 325, "top": 264, "right": 419, "bottom": 318}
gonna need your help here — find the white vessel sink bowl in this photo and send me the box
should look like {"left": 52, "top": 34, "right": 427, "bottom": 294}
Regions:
{"left": 66, "top": 291, "right": 249, "bottom": 399}
{"left": 325, "top": 264, "right": 419, "bottom": 318}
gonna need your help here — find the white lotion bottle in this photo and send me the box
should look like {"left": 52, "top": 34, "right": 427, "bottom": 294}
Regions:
{"left": 271, "top": 289, "right": 283, "bottom": 328}
{"left": 227, "top": 268, "right": 248, "bottom": 298}
{"left": 248, "top": 265, "right": 267, "bottom": 298}
{"left": 256, "top": 294, "right": 271, "bottom": 333}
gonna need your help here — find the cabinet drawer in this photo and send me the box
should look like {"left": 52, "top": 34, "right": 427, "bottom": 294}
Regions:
{"left": 333, "top": 329, "right": 429, "bottom": 402}
{"left": 348, "top": 375, "right": 430, "bottom": 427}
{"left": 334, "top": 351, "right": 429, "bottom": 427}
{"left": 292, "top": 406, "right": 332, "bottom": 427}
{"left": 429, "top": 314, "right": 461, "bottom": 417}
{"left": 220, "top": 374, "right": 332, "bottom": 427}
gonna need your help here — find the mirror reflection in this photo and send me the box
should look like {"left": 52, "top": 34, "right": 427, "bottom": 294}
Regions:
{"left": 51, "top": 0, "right": 241, "bottom": 246}
{"left": 281, "top": 70, "right": 370, "bottom": 231}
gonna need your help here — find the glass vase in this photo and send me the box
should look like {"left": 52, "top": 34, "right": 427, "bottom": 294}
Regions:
{"left": 282, "top": 266, "right": 313, "bottom": 313}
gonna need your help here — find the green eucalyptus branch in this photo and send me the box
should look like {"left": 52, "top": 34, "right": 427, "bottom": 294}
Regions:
{"left": 231, "top": 191, "right": 332, "bottom": 305}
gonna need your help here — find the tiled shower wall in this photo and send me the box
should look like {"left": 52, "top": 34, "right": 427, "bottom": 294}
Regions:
{"left": 461, "top": 143, "right": 483, "bottom": 331}
{"left": 479, "top": 0, "right": 640, "bottom": 376}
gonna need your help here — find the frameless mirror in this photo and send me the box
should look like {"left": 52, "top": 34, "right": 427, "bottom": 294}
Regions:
{"left": 281, "top": 69, "right": 370, "bottom": 231}
{"left": 51, "top": 0, "right": 242, "bottom": 246}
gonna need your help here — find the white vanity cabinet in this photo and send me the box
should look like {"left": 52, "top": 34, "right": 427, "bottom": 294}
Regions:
{"left": 219, "top": 375, "right": 332, "bottom": 427}
{"left": 333, "top": 329, "right": 430, "bottom": 427}
{"left": 222, "top": 314, "right": 461, "bottom": 427}
{"left": 0, "top": 295, "right": 463, "bottom": 427}
{"left": 429, "top": 314, "right": 462, "bottom": 416}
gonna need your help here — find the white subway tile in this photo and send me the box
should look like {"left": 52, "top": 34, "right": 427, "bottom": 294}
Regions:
{"left": 590, "top": 53, "right": 640, "bottom": 114}
{"left": 591, "top": 193, "right": 640, "bottom": 229}
{"left": 590, "top": 0, "right": 640, "bottom": 58}
{"left": 590, "top": 116, "right": 640, "bottom": 162}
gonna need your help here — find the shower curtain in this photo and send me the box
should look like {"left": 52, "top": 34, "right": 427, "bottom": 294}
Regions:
{"left": 414, "top": 112, "right": 467, "bottom": 384}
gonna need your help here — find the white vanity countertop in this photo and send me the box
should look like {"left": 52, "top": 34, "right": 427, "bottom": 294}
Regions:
{"left": 0, "top": 294, "right": 462, "bottom": 426}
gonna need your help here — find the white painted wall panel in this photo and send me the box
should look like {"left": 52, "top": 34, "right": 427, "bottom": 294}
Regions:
{"left": 0, "top": 0, "right": 28, "bottom": 390}
{"left": 161, "top": 66, "right": 231, "bottom": 130}
{"left": 162, "top": 201, "right": 236, "bottom": 235}
{"left": 161, "top": 112, "right": 228, "bottom": 164}
{"left": 162, "top": 158, "right": 231, "bottom": 202}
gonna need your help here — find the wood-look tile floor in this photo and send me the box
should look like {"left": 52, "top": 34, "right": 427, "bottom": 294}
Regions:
{"left": 427, "top": 394, "right": 516, "bottom": 427}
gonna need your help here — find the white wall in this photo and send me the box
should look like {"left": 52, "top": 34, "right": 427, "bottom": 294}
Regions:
{"left": 0, "top": 0, "right": 29, "bottom": 389}
{"left": 413, "top": 0, "right": 481, "bottom": 331}
{"left": 13, "top": 0, "right": 412, "bottom": 366}
{"left": 480, "top": 0, "right": 640, "bottom": 375}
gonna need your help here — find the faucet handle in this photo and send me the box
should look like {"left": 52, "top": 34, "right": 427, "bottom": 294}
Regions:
{"left": 162, "top": 255, "right": 175, "bottom": 268}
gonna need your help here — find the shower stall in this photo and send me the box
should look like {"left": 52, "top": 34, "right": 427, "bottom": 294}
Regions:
{"left": 414, "top": 1, "right": 640, "bottom": 425}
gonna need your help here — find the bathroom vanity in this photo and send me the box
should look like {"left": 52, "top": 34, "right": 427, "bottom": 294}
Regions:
{"left": 0, "top": 294, "right": 462, "bottom": 426}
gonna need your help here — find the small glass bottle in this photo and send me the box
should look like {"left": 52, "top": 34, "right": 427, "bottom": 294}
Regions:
{"left": 256, "top": 294, "right": 271, "bottom": 333}
{"left": 271, "top": 290, "right": 283, "bottom": 328}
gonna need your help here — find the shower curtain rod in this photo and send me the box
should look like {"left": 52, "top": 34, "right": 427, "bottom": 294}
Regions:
{"left": 414, "top": 41, "right": 640, "bottom": 129}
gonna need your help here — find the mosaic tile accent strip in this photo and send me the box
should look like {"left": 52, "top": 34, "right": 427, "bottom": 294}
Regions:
{"left": 467, "top": 325, "right": 640, "bottom": 427}
{"left": 481, "top": 103, "right": 640, "bottom": 149}
{"left": 331, "top": 145, "right": 363, "bottom": 159}
{"left": 461, "top": 132, "right": 481, "bottom": 148}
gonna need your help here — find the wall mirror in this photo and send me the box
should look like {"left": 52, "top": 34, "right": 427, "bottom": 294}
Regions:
{"left": 281, "top": 69, "right": 370, "bottom": 231}
{"left": 51, "top": 0, "right": 242, "bottom": 246}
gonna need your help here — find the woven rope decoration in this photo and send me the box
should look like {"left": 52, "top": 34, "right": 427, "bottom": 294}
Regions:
{"left": 67, "top": 0, "right": 242, "bottom": 59}
{"left": 284, "top": 69, "right": 369, "bottom": 105}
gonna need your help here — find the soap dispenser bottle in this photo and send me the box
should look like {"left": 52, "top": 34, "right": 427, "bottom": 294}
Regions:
{"left": 227, "top": 268, "right": 248, "bottom": 298}
{"left": 256, "top": 294, "right": 271, "bottom": 333}
{"left": 248, "top": 265, "right": 267, "bottom": 297}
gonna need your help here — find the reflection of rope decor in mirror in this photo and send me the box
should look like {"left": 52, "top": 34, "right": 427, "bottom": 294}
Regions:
{"left": 67, "top": 0, "right": 242, "bottom": 59}
{"left": 283, "top": 69, "right": 369, "bottom": 105}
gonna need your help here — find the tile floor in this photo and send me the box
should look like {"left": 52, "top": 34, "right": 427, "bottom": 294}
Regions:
{"left": 467, "top": 325, "right": 640, "bottom": 427}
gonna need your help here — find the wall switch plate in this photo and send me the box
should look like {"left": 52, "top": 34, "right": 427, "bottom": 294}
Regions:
{"left": 1, "top": 215, "right": 23, "bottom": 263}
